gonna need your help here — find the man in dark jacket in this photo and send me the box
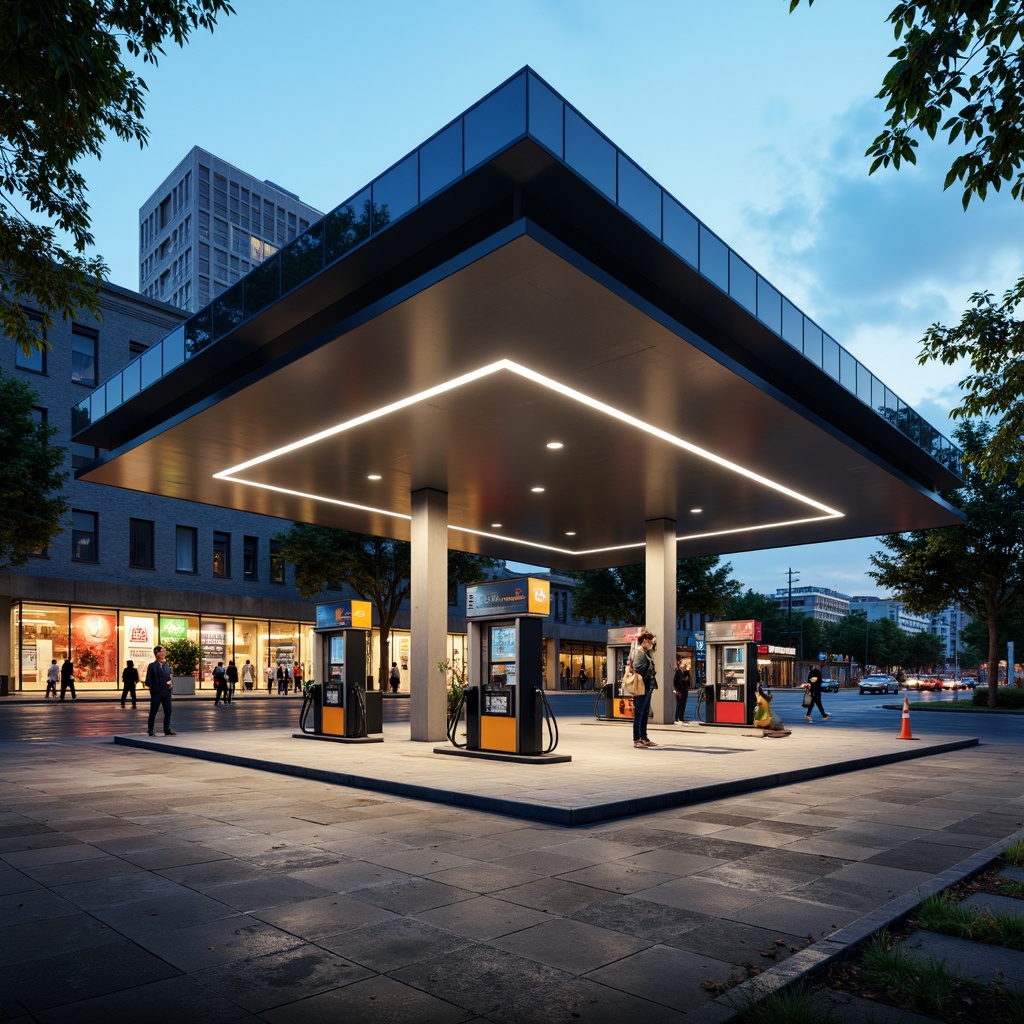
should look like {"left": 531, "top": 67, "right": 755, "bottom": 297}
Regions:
{"left": 630, "top": 632, "right": 658, "bottom": 748}
{"left": 59, "top": 657, "right": 76, "bottom": 701}
{"left": 146, "top": 645, "right": 175, "bottom": 736}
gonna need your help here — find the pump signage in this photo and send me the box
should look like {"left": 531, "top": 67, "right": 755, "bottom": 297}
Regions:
{"left": 465, "top": 577, "right": 550, "bottom": 618}
{"left": 316, "top": 600, "right": 372, "bottom": 629}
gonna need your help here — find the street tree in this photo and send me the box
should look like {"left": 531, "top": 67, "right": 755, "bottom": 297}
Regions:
{"left": 790, "top": 0, "right": 1024, "bottom": 483}
{"left": 567, "top": 556, "right": 741, "bottom": 627}
{"left": 869, "top": 422, "right": 1024, "bottom": 705}
{"left": 0, "top": 369, "right": 69, "bottom": 568}
{"left": 906, "top": 627, "right": 946, "bottom": 673}
{"left": 1, "top": 0, "right": 235, "bottom": 356}
{"left": 722, "top": 589, "right": 790, "bottom": 646}
{"left": 273, "top": 524, "right": 501, "bottom": 689}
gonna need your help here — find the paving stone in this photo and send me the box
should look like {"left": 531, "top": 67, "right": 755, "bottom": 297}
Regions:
{"left": 491, "top": 917, "right": 652, "bottom": 973}
{"left": 899, "top": 928, "right": 1024, "bottom": 990}
{"left": 322, "top": 915, "right": 471, "bottom": 973}
{"left": 960, "top": 890, "right": 1024, "bottom": 918}
{"left": 346, "top": 876, "right": 476, "bottom": 914}
{"left": 252, "top": 893, "right": 401, "bottom": 939}
{"left": 417, "top": 893, "right": 552, "bottom": 940}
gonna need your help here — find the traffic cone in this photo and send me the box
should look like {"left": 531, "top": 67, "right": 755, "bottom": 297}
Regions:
{"left": 898, "top": 695, "right": 916, "bottom": 740}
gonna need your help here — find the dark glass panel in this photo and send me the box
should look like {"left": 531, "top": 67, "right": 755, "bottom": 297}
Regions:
{"left": 781, "top": 298, "right": 802, "bottom": 348}
{"left": 104, "top": 372, "right": 121, "bottom": 411}
{"left": 213, "top": 281, "right": 245, "bottom": 338}
{"left": 698, "top": 225, "right": 728, "bottom": 290}
{"left": 71, "top": 401, "right": 90, "bottom": 435}
{"left": 663, "top": 197, "right": 698, "bottom": 267}
{"left": 756, "top": 277, "right": 782, "bottom": 333}
{"left": 122, "top": 358, "right": 141, "bottom": 400}
{"left": 324, "top": 188, "right": 372, "bottom": 265}
{"left": 464, "top": 73, "right": 527, "bottom": 169}
{"left": 803, "top": 319, "right": 823, "bottom": 364}
{"left": 373, "top": 153, "right": 418, "bottom": 231}
{"left": 617, "top": 154, "right": 661, "bottom": 234}
{"left": 185, "top": 309, "right": 213, "bottom": 357}
{"left": 420, "top": 122, "right": 463, "bottom": 200}
{"left": 280, "top": 220, "right": 324, "bottom": 294}
{"left": 857, "top": 363, "right": 873, "bottom": 403}
{"left": 527, "top": 72, "right": 563, "bottom": 156}
{"left": 883, "top": 385, "right": 898, "bottom": 425}
{"left": 89, "top": 383, "right": 105, "bottom": 420}
{"left": 839, "top": 347, "right": 857, "bottom": 391}
{"left": 822, "top": 333, "right": 840, "bottom": 380}
{"left": 564, "top": 107, "right": 616, "bottom": 199}
{"left": 163, "top": 325, "right": 185, "bottom": 371}
{"left": 243, "top": 253, "right": 281, "bottom": 316}
{"left": 729, "top": 252, "right": 756, "bottom": 312}
{"left": 140, "top": 343, "right": 162, "bottom": 389}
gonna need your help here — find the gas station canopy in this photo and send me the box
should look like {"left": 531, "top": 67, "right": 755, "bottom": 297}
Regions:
{"left": 75, "top": 68, "right": 963, "bottom": 568}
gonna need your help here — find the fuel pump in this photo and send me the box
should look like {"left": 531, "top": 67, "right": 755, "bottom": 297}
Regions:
{"left": 703, "top": 619, "right": 762, "bottom": 727}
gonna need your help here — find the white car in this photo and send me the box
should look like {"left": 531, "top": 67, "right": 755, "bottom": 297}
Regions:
{"left": 858, "top": 674, "right": 900, "bottom": 695}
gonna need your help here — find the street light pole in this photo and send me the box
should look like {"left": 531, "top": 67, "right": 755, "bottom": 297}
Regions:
{"left": 786, "top": 568, "right": 800, "bottom": 642}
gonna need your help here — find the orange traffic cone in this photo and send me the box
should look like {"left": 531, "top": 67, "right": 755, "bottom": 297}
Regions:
{"left": 898, "top": 695, "right": 916, "bottom": 740}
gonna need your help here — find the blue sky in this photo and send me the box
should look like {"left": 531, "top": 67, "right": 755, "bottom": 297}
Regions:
{"left": 73, "top": 0, "right": 1024, "bottom": 598}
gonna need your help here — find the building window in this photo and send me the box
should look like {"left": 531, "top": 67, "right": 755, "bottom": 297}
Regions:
{"left": 70, "top": 442, "right": 99, "bottom": 470}
{"left": 71, "top": 510, "right": 98, "bottom": 562}
{"left": 175, "top": 525, "right": 197, "bottom": 573}
{"left": 129, "top": 518, "right": 155, "bottom": 569}
{"left": 71, "top": 326, "right": 98, "bottom": 386}
{"left": 270, "top": 540, "right": 285, "bottom": 583}
{"left": 213, "top": 531, "right": 230, "bottom": 577}
{"left": 243, "top": 536, "right": 258, "bottom": 580}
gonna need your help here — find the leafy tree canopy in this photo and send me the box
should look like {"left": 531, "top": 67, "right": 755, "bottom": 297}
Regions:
{"left": 0, "top": 369, "right": 69, "bottom": 568}
{"left": 0, "top": 0, "right": 234, "bottom": 355}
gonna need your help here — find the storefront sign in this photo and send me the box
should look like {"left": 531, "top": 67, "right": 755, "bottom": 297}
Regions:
{"left": 466, "top": 578, "right": 550, "bottom": 618}
{"left": 124, "top": 615, "right": 156, "bottom": 664}
{"left": 607, "top": 625, "right": 642, "bottom": 645}
{"left": 315, "top": 600, "right": 372, "bottom": 629}
{"left": 160, "top": 617, "right": 189, "bottom": 643}
{"left": 694, "top": 631, "right": 706, "bottom": 661}
{"left": 705, "top": 620, "right": 762, "bottom": 643}
{"left": 201, "top": 621, "right": 227, "bottom": 658}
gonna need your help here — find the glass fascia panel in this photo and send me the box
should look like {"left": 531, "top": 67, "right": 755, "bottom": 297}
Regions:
{"left": 163, "top": 325, "right": 185, "bottom": 372}
{"left": 90, "top": 382, "right": 105, "bottom": 420}
{"left": 883, "top": 385, "right": 898, "bottom": 424}
{"left": 729, "top": 252, "right": 756, "bottom": 313}
{"left": 822, "top": 333, "right": 840, "bottom": 380}
{"left": 185, "top": 309, "right": 213, "bottom": 357}
{"left": 839, "top": 347, "right": 857, "bottom": 392}
{"left": 698, "top": 225, "right": 728, "bottom": 290}
{"left": 781, "top": 298, "right": 802, "bottom": 348}
{"left": 464, "top": 72, "right": 527, "bottom": 170}
{"left": 857, "top": 363, "right": 873, "bottom": 403}
{"left": 72, "top": 400, "right": 90, "bottom": 434}
{"left": 280, "top": 220, "right": 325, "bottom": 294}
{"left": 527, "top": 72, "right": 563, "bottom": 156}
{"left": 325, "top": 188, "right": 372, "bottom": 265}
{"left": 419, "top": 121, "right": 463, "bottom": 201}
{"left": 104, "top": 371, "right": 122, "bottom": 412}
{"left": 243, "top": 253, "right": 281, "bottom": 317}
{"left": 663, "top": 197, "right": 698, "bottom": 267}
{"left": 756, "top": 277, "right": 782, "bottom": 333}
{"left": 617, "top": 154, "right": 661, "bottom": 235}
{"left": 140, "top": 342, "right": 162, "bottom": 389}
{"left": 122, "top": 357, "right": 141, "bottom": 401}
{"left": 372, "top": 153, "right": 418, "bottom": 232}
{"left": 804, "top": 319, "right": 823, "bottom": 364}
{"left": 564, "top": 107, "right": 616, "bottom": 200}
{"left": 213, "top": 281, "right": 245, "bottom": 338}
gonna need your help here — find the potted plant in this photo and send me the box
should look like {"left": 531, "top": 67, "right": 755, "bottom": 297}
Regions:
{"left": 162, "top": 638, "right": 201, "bottom": 696}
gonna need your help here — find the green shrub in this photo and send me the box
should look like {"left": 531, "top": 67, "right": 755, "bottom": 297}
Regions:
{"left": 163, "top": 638, "right": 201, "bottom": 676}
{"left": 973, "top": 686, "right": 1024, "bottom": 709}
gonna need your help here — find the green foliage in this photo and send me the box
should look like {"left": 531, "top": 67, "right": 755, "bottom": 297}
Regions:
{"left": 917, "top": 890, "right": 1024, "bottom": 950}
{"left": 734, "top": 982, "right": 828, "bottom": 1024}
{"left": 1004, "top": 840, "right": 1024, "bottom": 866}
{"left": 0, "top": 368, "right": 68, "bottom": 568}
{"left": 973, "top": 685, "right": 1024, "bottom": 709}
{"left": 439, "top": 659, "right": 466, "bottom": 724}
{"left": 162, "top": 638, "right": 200, "bottom": 676}
{"left": 0, "top": 0, "right": 234, "bottom": 355}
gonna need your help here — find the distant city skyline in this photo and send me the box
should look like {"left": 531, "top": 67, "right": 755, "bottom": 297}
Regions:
{"left": 64, "top": 1, "right": 1018, "bottom": 595}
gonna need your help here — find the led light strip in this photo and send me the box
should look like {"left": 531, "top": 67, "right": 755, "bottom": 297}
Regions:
{"left": 215, "top": 359, "right": 843, "bottom": 556}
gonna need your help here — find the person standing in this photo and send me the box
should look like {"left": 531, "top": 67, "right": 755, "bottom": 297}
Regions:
{"left": 805, "top": 663, "right": 830, "bottom": 723}
{"left": 292, "top": 662, "right": 303, "bottom": 693}
{"left": 578, "top": 666, "right": 589, "bottom": 690}
{"left": 226, "top": 660, "right": 238, "bottom": 703}
{"left": 120, "top": 659, "right": 140, "bottom": 708}
{"left": 265, "top": 663, "right": 275, "bottom": 693}
{"left": 276, "top": 664, "right": 287, "bottom": 695}
{"left": 59, "top": 657, "right": 76, "bottom": 701}
{"left": 213, "top": 661, "right": 227, "bottom": 705}
{"left": 630, "top": 632, "right": 658, "bottom": 748}
{"left": 389, "top": 662, "right": 400, "bottom": 692}
{"left": 242, "top": 659, "right": 255, "bottom": 692}
{"left": 673, "top": 660, "right": 692, "bottom": 723}
{"left": 146, "top": 645, "right": 175, "bottom": 736}
{"left": 45, "top": 659, "right": 59, "bottom": 698}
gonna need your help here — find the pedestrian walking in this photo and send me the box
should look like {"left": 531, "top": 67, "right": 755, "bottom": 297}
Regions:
{"left": 276, "top": 664, "right": 288, "bottom": 695}
{"left": 145, "top": 645, "right": 175, "bottom": 736}
{"left": 630, "top": 632, "right": 658, "bottom": 748}
{"left": 292, "top": 663, "right": 303, "bottom": 693}
{"left": 120, "top": 659, "right": 140, "bottom": 708}
{"left": 45, "top": 659, "right": 59, "bottom": 698}
{"left": 805, "top": 664, "right": 830, "bottom": 723}
{"left": 226, "top": 660, "right": 238, "bottom": 703}
{"left": 266, "top": 663, "right": 275, "bottom": 693}
{"left": 242, "top": 659, "right": 255, "bottom": 691}
{"left": 673, "top": 660, "right": 691, "bottom": 723}
{"left": 59, "top": 657, "right": 77, "bottom": 701}
{"left": 213, "top": 661, "right": 227, "bottom": 704}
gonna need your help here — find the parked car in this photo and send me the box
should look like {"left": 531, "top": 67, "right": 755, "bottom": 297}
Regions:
{"left": 822, "top": 677, "right": 840, "bottom": 693}
{"left": 859, "top": 674, "right": 900, "bottom": 695}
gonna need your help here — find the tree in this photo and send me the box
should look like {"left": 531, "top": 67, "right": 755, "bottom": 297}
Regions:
{"left": 0, "top": 0, "right": 235, "bottom": 355}
{"left": 791, "top": 0, "right": 1024, "bottom": 483}
{"left": 906, "top": 627, "right": 946, "bottom": 672}
{"left": 567, "top": 556, "right": 741, "bottom": 627}
{"left": 869, "top": 422, "right": 1024, "bottom": 705}
{"left": 722, "top": 589, "right": 790, "bottom": 645}
{"left": 274, "top": 524, "right": 502, "bottom": 690}
{"left": 0, "top": 369, "right": 68, "bottom": 568}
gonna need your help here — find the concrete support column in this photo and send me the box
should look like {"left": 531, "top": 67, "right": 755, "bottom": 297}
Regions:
{"left": 645, "top": 518, "right": 677, "bottom": 725}
{"left": 410, "top": 488, "right": 448, "bottom": 742}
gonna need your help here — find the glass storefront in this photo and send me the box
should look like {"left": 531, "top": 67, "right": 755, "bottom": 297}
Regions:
{"left": 8, "top": 602, "right": 313, "bottom": 692}
{"left": 369, "top": 630, "right": 467, "bottom": 692}
{"left": 557, "top": 641, "right": 606, "bottom": 691}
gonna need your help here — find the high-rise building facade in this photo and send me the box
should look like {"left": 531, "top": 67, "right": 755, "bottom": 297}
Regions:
{"left": 775, "top": 585, "right": 850, "bottom": 624}
{"left": 848, "top": 596, "right": 931, "bottom": 634}
{"left": 138, "top": 147, "right": 323, "bottom": 312}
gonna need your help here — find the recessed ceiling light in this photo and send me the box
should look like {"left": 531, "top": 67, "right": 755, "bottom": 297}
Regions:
{"left": 565, "top": 531, "right": 576, "bottom": 536}
{"left": 531, "top": 486, "right": 545, "bottom": 493}
{"left": 690, "top": 507, "right": 703, "bottom": 513}
{"left": 367, "top": 474, "right": 382, "bottom": 480}
{"left": 546, "top": 441, "right": 564, "bottom": 450}
{"left": 491, "top": 523, "right": 502, "bottom": 528}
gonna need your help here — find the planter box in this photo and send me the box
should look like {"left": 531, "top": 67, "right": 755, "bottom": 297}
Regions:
{"left": 171, "top": 675, "right": 196, "bottom": 696}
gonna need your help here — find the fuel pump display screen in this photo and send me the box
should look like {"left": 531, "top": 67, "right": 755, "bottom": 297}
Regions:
{"left": 490, "top": 627, "right": 516, "bottom": 660}
{"left": 485, "top": 624, "right": 516, "bottom": 716}
{"left": 719, "top": 645, "right": 744, "bottom": 701}
{"left": 329, "top": 635, "right": 344, "bottom": 681}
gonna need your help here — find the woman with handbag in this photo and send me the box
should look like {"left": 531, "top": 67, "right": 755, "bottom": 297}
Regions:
{"left": 629, "top": 632, "right": 659, "bottom": 748}
{"left": 805, "top": 664, "right": 830, "bottom": 722}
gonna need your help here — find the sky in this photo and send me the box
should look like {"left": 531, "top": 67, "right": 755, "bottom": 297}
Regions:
{"left": 70, "top": 0, "right": 1024, "bottom": 598}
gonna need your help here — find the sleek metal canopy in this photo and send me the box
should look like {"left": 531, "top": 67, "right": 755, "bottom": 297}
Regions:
{"left": 77, "top": 69, "right": 962, "bottom": 568}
